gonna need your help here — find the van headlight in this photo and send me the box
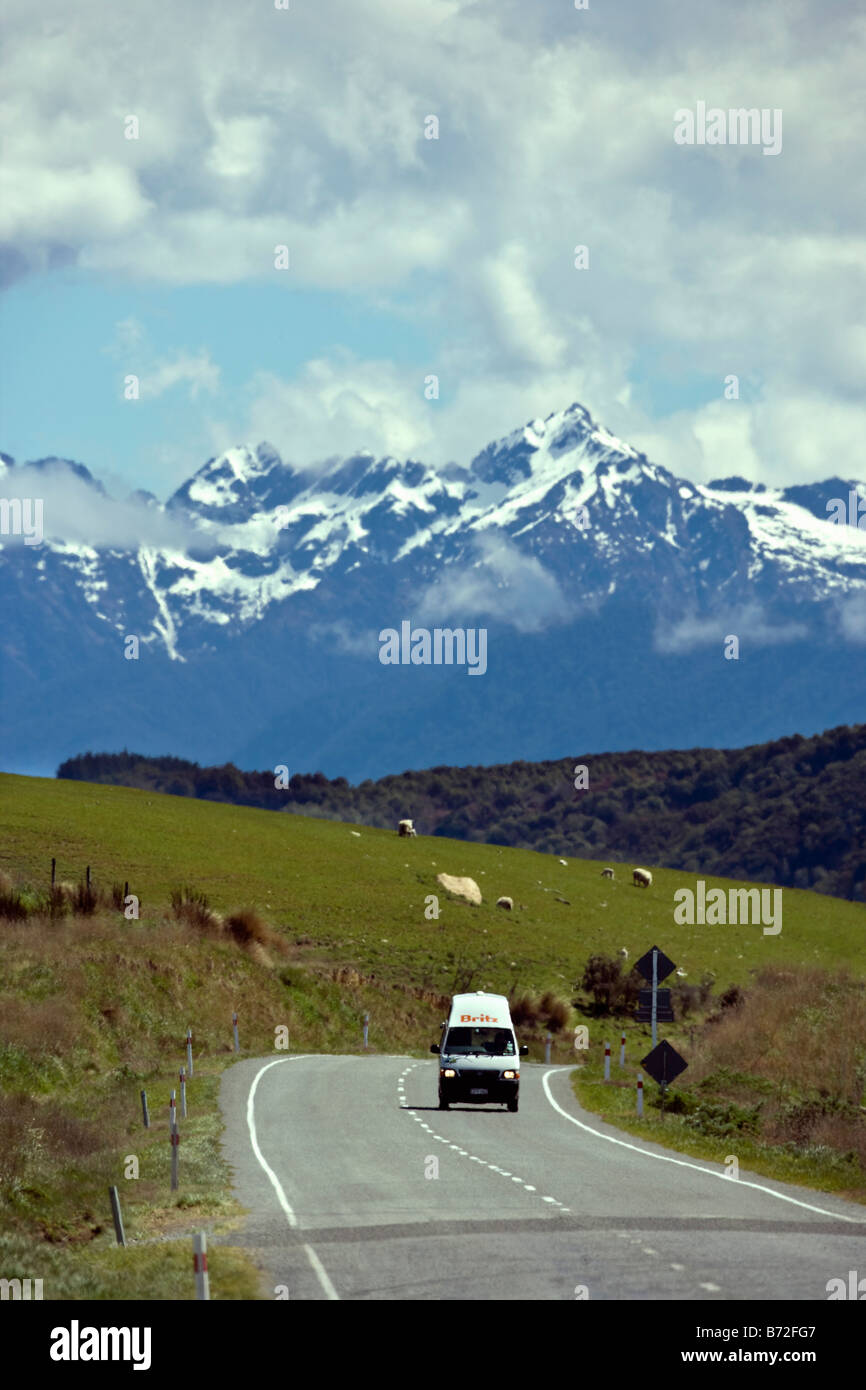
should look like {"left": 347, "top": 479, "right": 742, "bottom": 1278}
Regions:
{"left": 503, "top": 1070, "right": 518, "bottom": 1080}
{"left": 441, "top": 1068, "right": 456, "bottom": 1078}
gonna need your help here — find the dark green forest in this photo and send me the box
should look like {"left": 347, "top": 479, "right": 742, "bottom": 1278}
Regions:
{"left": 57, "top": 723, "right": 866, "bottom": 901}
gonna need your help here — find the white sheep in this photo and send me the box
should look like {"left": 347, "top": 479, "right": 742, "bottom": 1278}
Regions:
{"left": 632, "top": 867, "right": 653, "bottom": 888}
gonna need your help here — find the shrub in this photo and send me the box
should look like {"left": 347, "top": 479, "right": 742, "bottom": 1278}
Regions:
{"left": 170, "top": 885, "right": 218, "bottom": 932}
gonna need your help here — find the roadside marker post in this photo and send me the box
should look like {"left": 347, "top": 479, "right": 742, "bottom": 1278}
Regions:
{"left": 186, "top": 1027, "right": 193, "bottom": 1077}
{"left": 619, "top": 1031, "right": 626, "bottom": 1067}
{"left": 637, "top": 1071, "right": 644, "bottom": 1117}
{"left": 362, "top": 1012, "right": 369, "bottom": 1050}
{"left": 170, "top": 1123, "right": 180, "bottom": 1191}
{"left": 193, "top": 1232, "right": 210, "bottom": 1300}
{"left": 109, "top": 1186, "right": 126, "bottom": 1247}
{"left": 179, "top": 1068, "right": 187, "bottom": 1119}
{"left": 544, "top": 1031, "right": 552, "bottom": 1064}
{"left": 232, "top": 1011, "right": 240, "bottom": 1053}
{"left": 169, "top": 1089, "right": 177, "bottom": 1130}
{"left": 140, "top": 1089, "right": 150, "bottom": 1128}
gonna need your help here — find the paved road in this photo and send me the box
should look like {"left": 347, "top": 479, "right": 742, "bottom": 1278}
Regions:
{"left": 217, "top": 1055, "right": 866, "bottom": 1301}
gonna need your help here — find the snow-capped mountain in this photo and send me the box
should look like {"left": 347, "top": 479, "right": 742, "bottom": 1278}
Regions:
{"left": 2, "top": 403, "right": 865, "bottom": 780}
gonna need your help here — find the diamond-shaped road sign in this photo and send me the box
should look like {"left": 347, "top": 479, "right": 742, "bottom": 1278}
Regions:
{"left": 634, "top": 945, "right": 676, "bottom": 983}
{"left": 641, "top": 1039, "right": 688, "bottom": 1086}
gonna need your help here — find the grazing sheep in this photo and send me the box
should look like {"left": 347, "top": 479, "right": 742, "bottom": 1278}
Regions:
{"left": 436, "top": 873, "right": 482, "bottom": 906}
{"left": 601, "top": 867, "right": 615, "bottom": 880}
{"left": 618, "top": 947, "right": 629, "bottom": 960}
{"left": 397, "top": 819, "right": 417, "bottom": 837}
{"left": 496, "top": 896, "right": 513, "bottom": 910}
{"left": 632, "top": 867, "right": 653, "bottom": 888}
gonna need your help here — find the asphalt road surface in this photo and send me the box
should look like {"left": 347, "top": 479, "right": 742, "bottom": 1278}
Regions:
{"left": 217, "top": 1055, "right": 866, "bottom": 1301}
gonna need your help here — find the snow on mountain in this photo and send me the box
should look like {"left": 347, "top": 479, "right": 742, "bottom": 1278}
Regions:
{"left": 4, "top": 401, "right": 866, "bottom": 659}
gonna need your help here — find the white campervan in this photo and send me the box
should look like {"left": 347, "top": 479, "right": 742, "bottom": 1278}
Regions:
{"left": 431, "top": 991, "right": 528, "bottom": 1112}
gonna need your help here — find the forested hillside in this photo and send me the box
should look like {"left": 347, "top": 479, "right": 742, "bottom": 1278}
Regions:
{"left": 57, "top": 724, "right": 866, "bottom": 900}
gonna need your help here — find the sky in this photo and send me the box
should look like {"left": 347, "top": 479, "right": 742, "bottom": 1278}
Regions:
{"left": 1, "top": 0, "right": 863, "bottom": 502}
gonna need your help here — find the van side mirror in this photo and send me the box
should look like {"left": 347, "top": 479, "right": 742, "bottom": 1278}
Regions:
{"left": 520, "top": 1044, "right": 529, "bottom": 1056}
{"left": 430, "top": 1043, "right": 440, "bottom": 1054}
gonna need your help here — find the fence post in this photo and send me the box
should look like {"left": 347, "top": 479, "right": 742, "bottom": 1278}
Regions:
{"left": 140, "top": 1089, "right": 150, "bottom": 1128}
{"left": 637, "top": 1071, "right": 644, "bottom": 1117}
{"left": 109, "top": 1186, "right": 126, "bottom": 1246}
{"left": 232, "top": 1011, "right": 240, "bottom": 1054}
{"left": 193, "top": 1232, "right": 210, "bottom": 1300}
{"left": 170, "top": 1123, "right": 180, "bottom": 1191}
{"left": 619, "top": 1031, "right": 626, "bottom": 1068}
{"left": 603, "top": 1040, "right": 611, "bottom": 1081}
{"left": 179, "top": 1069, "right": 187, "bottom": 1119}
{"left": 51, "top": 857, "right": 56, "bottom": 888}
{"left": 186, "top": 1027, "right": 193, "bottom": 1077}
{"left": 86, "top": 865, "right": 91, "bottom": 891}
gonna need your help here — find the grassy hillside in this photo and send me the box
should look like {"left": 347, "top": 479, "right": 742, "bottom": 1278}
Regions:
{"left": 1, "top": 771, "right": 865, "bottom": 1298}
{"left": 58, "top": 721, "right": 866, "bottom": 900}
{"left": 5, "top": 772, "right": 866, "bottom": 990}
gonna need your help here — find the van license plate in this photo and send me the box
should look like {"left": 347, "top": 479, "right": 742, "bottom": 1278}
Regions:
{"left": 470, "top": 1087, "right": 487, "bottom": 1095}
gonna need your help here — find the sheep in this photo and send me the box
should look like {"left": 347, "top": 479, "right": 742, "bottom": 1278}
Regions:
{"left": 397, "top": 819, "right": 417, "bottom": 837}
{"left": 618, "top": 947, "right": 629, "bottom": 960}
{"left": 601, "top": 867, "right": 615, "bottom": 880}
{"left": 632, "top": 867, "right": 653, "bottom": 888}
{"left": 496, "top": 896, "right": 513, "bottom": 910}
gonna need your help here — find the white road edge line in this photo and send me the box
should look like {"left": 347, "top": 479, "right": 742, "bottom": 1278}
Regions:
{"left": 246, "top": 1056, "right": 340, "bottom": 1300}
{"left": 541, "top": 1068, "right": 866, "bottom": 1225}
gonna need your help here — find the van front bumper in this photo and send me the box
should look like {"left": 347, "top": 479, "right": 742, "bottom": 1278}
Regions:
{"left": 439, "top": 1069, "right": 519, "bottom": 1104}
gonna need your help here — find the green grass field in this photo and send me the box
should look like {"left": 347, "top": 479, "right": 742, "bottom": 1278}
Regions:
{"left": 4, "top": 771, "right": 866, "bottom": 996}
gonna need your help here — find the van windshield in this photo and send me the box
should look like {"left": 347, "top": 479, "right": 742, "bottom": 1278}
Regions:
{"left": 443, "top": 1027, "right": 515, "bottom": 1056}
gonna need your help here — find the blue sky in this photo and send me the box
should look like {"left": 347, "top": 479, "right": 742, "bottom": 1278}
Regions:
{"left": 1, "top": 0, "right": 863, "bottom": 498}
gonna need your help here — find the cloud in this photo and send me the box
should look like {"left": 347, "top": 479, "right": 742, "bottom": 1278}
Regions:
{"left": 837, "top": 594, "right": 866, "bottom": 645}
{"left": 0, "top": 461, "right": 210, "bottom": 552}
{"left": 654, "top": 603, "right": 809, "bottom": 654}
{"left": 418, "top": 531, "right": 571, "bottom": 633}
{"left": 1, "top": 0, "right": 864, "bottom": 486}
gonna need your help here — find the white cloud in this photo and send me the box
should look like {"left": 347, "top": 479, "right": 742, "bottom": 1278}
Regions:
{"left": 418, "top": 532, "right": 571, "bottom": 632}
{"left": 654, "top": 603, "right": 809, "bottom": 654}
{"left": 1, "top": 0, "right": 864, "bottom": 486}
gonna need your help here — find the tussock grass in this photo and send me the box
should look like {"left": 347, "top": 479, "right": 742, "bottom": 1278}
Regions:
{"left": 571, "top": 963, "right": 866, "bottom": 1199}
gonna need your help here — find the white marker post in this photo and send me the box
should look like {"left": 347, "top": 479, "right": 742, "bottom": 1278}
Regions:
{"left": 544, "top": 1031, "right": 552, "bottom": 1064}
{"left": 651, "top": 948, "right": 659, "bottom": 1048}
{"left": 170, "top": 1123, "right": 180, "bottom": 1191}
{"left": 619, "top": 1031, "right": 626, "bottom": 1068}
{"left": 232, "top": 1011, "right": 240, "bottom": 1053}
{"left": 193, "top": 1232, "right": 210, "bottom": 1300}
{"left": 169, "top": 1089, "right": 177, "bottom": 1130}
{"left": 637, "top": 1071, "right": 644, "bottom": 1117}
{"left": 186, "top": 1027, "right": 194, "bottom": 1077}
{"left": 603, "top": 1040, "right": 611, "bottom": 1081}
{"left": 179, "top": 1068, "right": 187, "bottom": 1119}
{"left": 362, "top": 1012, "right": 369, "bottom": 1050}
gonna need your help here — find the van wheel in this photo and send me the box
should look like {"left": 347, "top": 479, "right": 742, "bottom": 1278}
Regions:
{"left": 507, "top": 1098, "right": 518, "bottom": 1113}
{"left": 438, "top": 1095, "right": 450, "bottom": 1110}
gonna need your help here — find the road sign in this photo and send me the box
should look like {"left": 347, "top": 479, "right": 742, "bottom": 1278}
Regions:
{"left": 636, "top": 987, "right": 674, "bottom": 1023}
{"left": 634, "top": 946, "right": 676, "bottom": 983}
{"left": 641, "top": 1040, "right": 688, "bottom": 1086}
